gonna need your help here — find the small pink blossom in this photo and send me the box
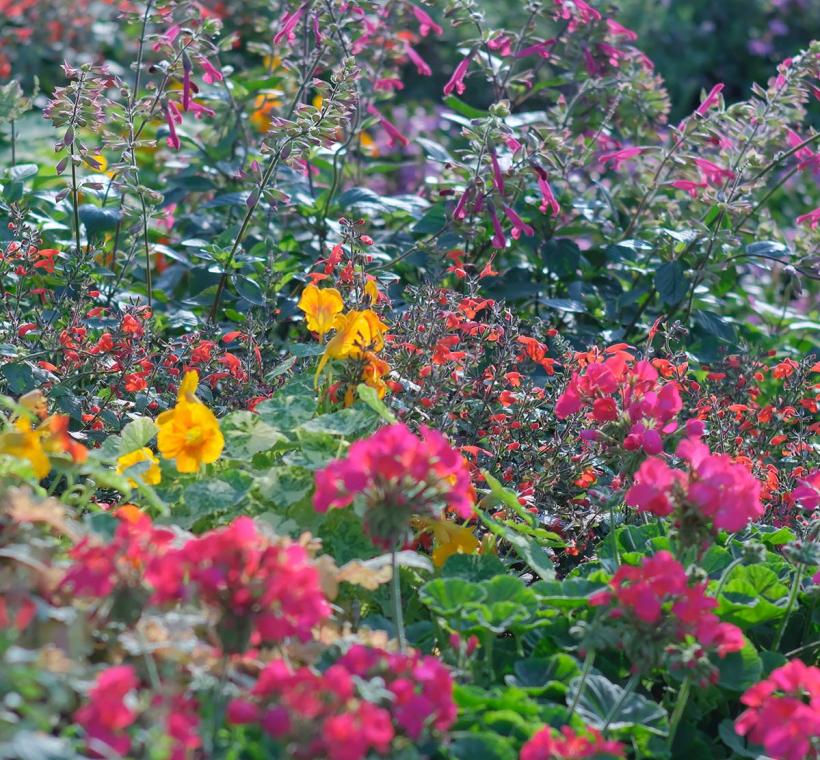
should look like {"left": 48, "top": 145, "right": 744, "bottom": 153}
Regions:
{"left": 412, "top": 4, "right": 443, "bottom": 36}
{"left": 695, "top": 83, "right": 725, "bottom": 117}
{"left": 443, "top": 54, "right": 472, "bottom": 96}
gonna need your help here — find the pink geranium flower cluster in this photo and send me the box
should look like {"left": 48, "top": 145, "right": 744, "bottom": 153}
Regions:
{"left": 147, "top": 516, "right": 330, "bottom": 651}
{"left": 520, "top": 724, "right": 624, "bottom": 759}
{"left": 61, "top": 508, "right": 176, "bottom": 599}
{"left": 790, "top": 468, "right": 819, "bottom": 511}
{"left": 735, "top": 659, "right": 820, "bottom": 760}
{"left": 74, "top": 666, "right": 201, "bottom": 760}
{"left": 589, "top": 551, "right": 745, "bottom": 661}
{"left": 74, "top": 665, "right": 139, "bottom": 758}
{"left": 555, "top": 355, "right": 683, "bottom": 455}
{"left": 313, "top": 423, "right": 474, "bottom": 548}
{"left": 64, "top": 511, "right": 330, "bottom": 652}
{"left": 227, "top": 645, "right": 456, "bottom": 760}
{"left": 626, "top": 437, "right": 764, "bottom": 532}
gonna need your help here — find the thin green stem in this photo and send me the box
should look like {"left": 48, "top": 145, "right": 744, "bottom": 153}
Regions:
{"left": 667, "top": 676, "right": 691, "bottom": 749}
{"left": 714, "top": 557, "right": 743, "bottom": 600}
{"left": 772, "top": 564, "right": 803, "bottom": 651}
{"left": 391, "top": 548, "right": 406, "bottom": 652}
{"left": 567, "top": 650, "right": 596, "bottom": 719}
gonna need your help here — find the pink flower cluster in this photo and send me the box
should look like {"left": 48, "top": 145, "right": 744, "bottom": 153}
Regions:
{"left": 735, "top": 659, "right": 820, "bottom": 760}
{"left": 521, "top": 724, "right": 624, "bottom": 760}
{"left": 555, "top": 356, "right": 682, "bottom": 455}
{"left": 790, "top": 468, "right": 819, "bottom": 511}
{"left": 74, "top": 665, "right": 139, "bottom": 758}
{"left": 64, "top": 512, "right": 330, "bottom": 651}
{"left": 626, "top": 437, "right": 764, "bottom": 531}
{"left": 313, "top": 423, "right": 474, "bottom": 548}
{"left": 589, "top": 551, "right": 744, "bottom": 658}
{"left": 61, "top": 508, "right": 176, "bottom": 598}
{"left": 227, "top": 645, "right": 456, "bottom": 760}
{"left": 74, "top": 666, "right": 201, "bottom": 760}
{"left": 147, "top": 516, "right": 330, "bottom": 650}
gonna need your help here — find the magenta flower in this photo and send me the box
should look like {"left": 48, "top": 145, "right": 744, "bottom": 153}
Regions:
{"left": 412, "top": 4, "right": 443, "bottom": 36}
{"left": 626, "top": 457, "right": 685, "bottom": 516}
{"left": 735, "top": 660, "right": 820, "bottom": 760}
{"left": 695, "top": 82, "right": 725, "bottom": 116}
{"left": 515, "top": 39, "right": 555, "bottom": 59}
{"left": 535, "top": 168, "right": 560, "bottom": 215}
{"left": 790, "top": 469, "right": 819, "bottom": 511}
{"left": 489, "top": 205, "right": 507, "bottom": 249}
{"left": 452, "top": 187, "right": 472, "bottom": 221}
{"left": 503, "top": 204, "right": 534, "bottom": 239}
{"left": 599, "top": 146, "right": 644, "bottom": 170}
{"left": 182, "top": 52, "right": 192, "bottom": 111}
{"left": 405, "top": 43, "right": 432, "bottom": 76}
{"left": 274, "top": 4, "right": 306, "bottom": 46}
{"left": 670, "top": 179, "right": 707, "bottom": 198}
{"left": 367, "top": 104, "right": 410, "bottom": 149}
{"left": 606, "top": 18, "right": 638, "bottom": 41}
{"left": 490, "top": 151, "right": 505, "bottom": 194}
{"left": 313, "top": 423, "right": 474, "bottom": 548}
{"left": 198, "top": 56, "right": 223, "bottom": 84}
{"left": 521, "top": 724, "right": 624, "bottom": 760}
{"left": 443, "top": 54, "right": 472, "bottom": 96}
{"left": 75, "top": 666, "right": 139, "bottom": 758}
{"left": 796, "top": 207, "right": 820, "bottom": 229}
{"left": 695, "top": 157, "right": 735, "bottom": 185}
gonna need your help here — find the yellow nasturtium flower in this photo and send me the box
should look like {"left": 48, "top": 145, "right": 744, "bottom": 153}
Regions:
{"left": 0, "top": 417, "right": 50, "bottom": 479}
{"left": 298, "top": 284, "right": 345, "bottom": 336}
{"left": 415, "top": 517, "right": 481, "bottom": 568}
{"left": 362, "top": 351, "right": 390, "bottom": 399}
{"left": 156, "top": 371, "right": 224, "bottom": 473}
{"left": 315, "top": 309, "right": 389, "bottom": 383}
{"left": 116, "top": 447, "right": 162, "bottom": 487}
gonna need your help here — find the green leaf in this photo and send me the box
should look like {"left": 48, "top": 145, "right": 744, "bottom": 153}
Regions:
{"left": 297, "top": 406, "right": 380, "bottom": 438}
{"left": 221, "top": 411, "right": 287, "bottom": 458}
{"left": 443, "top": 95, "right": 489, "bottom": 119}
{"left": 254, "top": 465, "right": 314, "bottom": 509}
{"left": 420, "top": 577, "right": 485, "bottom": 616}
{"left": 716, "top": 565, "right": 789, "bottom": 626}
{"left": 568, "top": 674, "right": 668, "bottom": 735}
{"left": 118, "top": 417, "right": 158, "bottom": 455}
{"left": 180, "top": 471, "right": 253, "bottom": 525}
{"left": 716, "top": 641, "right": 762, "bottom": 691}
{"left": 478, "top": 511, "right": 555, "bottom": 581}
{"left": 513, "top": 654, "right": 580, "bottom": 688}
{"left": 718, "top": 719, "right": 765, "bottom": 758}
{"left": 441, "top": 553, "right": 508, "bottom": 581}
{"left": 449, "top": 733, "right": 517, "bottom": 760}
{"left": 356, "top": 383, "right": 397, "bottom": 423}
{"left": 655, "top": 261, "right": 688, "bottom": 305}
{"left": 255, "top": 375, "right": 316, "bottom": 431}
{"left": 482, "top": 470, "right": 535, "bottom": 525}
{"left": 532, "top": 578, "right": 606, "bottom": 609}
{"left": 2, "top": 362, "right": 35, "bottom": 394}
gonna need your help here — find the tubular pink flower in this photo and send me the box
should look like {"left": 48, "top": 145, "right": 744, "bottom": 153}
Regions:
{"left": 412, "top": 4, "right": 443, "bottom": 36}
{"left": 164, "top": 102, "right": 181, "bottom": 150}
{"left": 490, "top": 151, "right": 505, "bottom": 195}
{"left": 489, "top": 206, "right": 507, "bottom": 249}
{"left": 695, "top": 82, "right": 725, "bottom": 116}
{"left": 503, "top": 204, "right": 534, "bottom": 239}
{"left": 405, "top": 44, "right": 432, "bottom": 77}
{"left": 274, "top": 4, "right": 306, "bottom": 46}
{"left": 366, "top": 104, "right": 410, "bottom": 149}
{"left": 198, "top": 56, "right": 223, "bottom": 84}
{"left": 443, "top": 54, "right": 472, "bottom": 96}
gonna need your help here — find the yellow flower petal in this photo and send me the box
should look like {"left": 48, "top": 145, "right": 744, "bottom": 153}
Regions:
{"left": 298, "top": 285, "right": 345, "bottom": 336}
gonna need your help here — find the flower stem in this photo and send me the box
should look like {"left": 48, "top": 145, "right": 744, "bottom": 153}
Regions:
{"left": 391, "top": 548, "right": 406, "bottom": 652}
{"left": 773, "top": 563, "right": 803, "bottom": 651}
{"left": 567, "top": 649, "right": 596, "bottom": 719}
{"left": 667, "top": 676, "right": 691, "bottom": 749}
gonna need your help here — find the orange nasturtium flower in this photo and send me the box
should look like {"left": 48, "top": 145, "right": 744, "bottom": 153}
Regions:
{"left": 297, "top": 284, "right": 345, "bottom": 336}
{"left": 116, "top": 447, "right": 162, "bottom": 487}
{"left": 0, "top": 417, "right": 50, "bottom": 479}
{"left": 156, "top": 371, "right": 224, "bottom": 473}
